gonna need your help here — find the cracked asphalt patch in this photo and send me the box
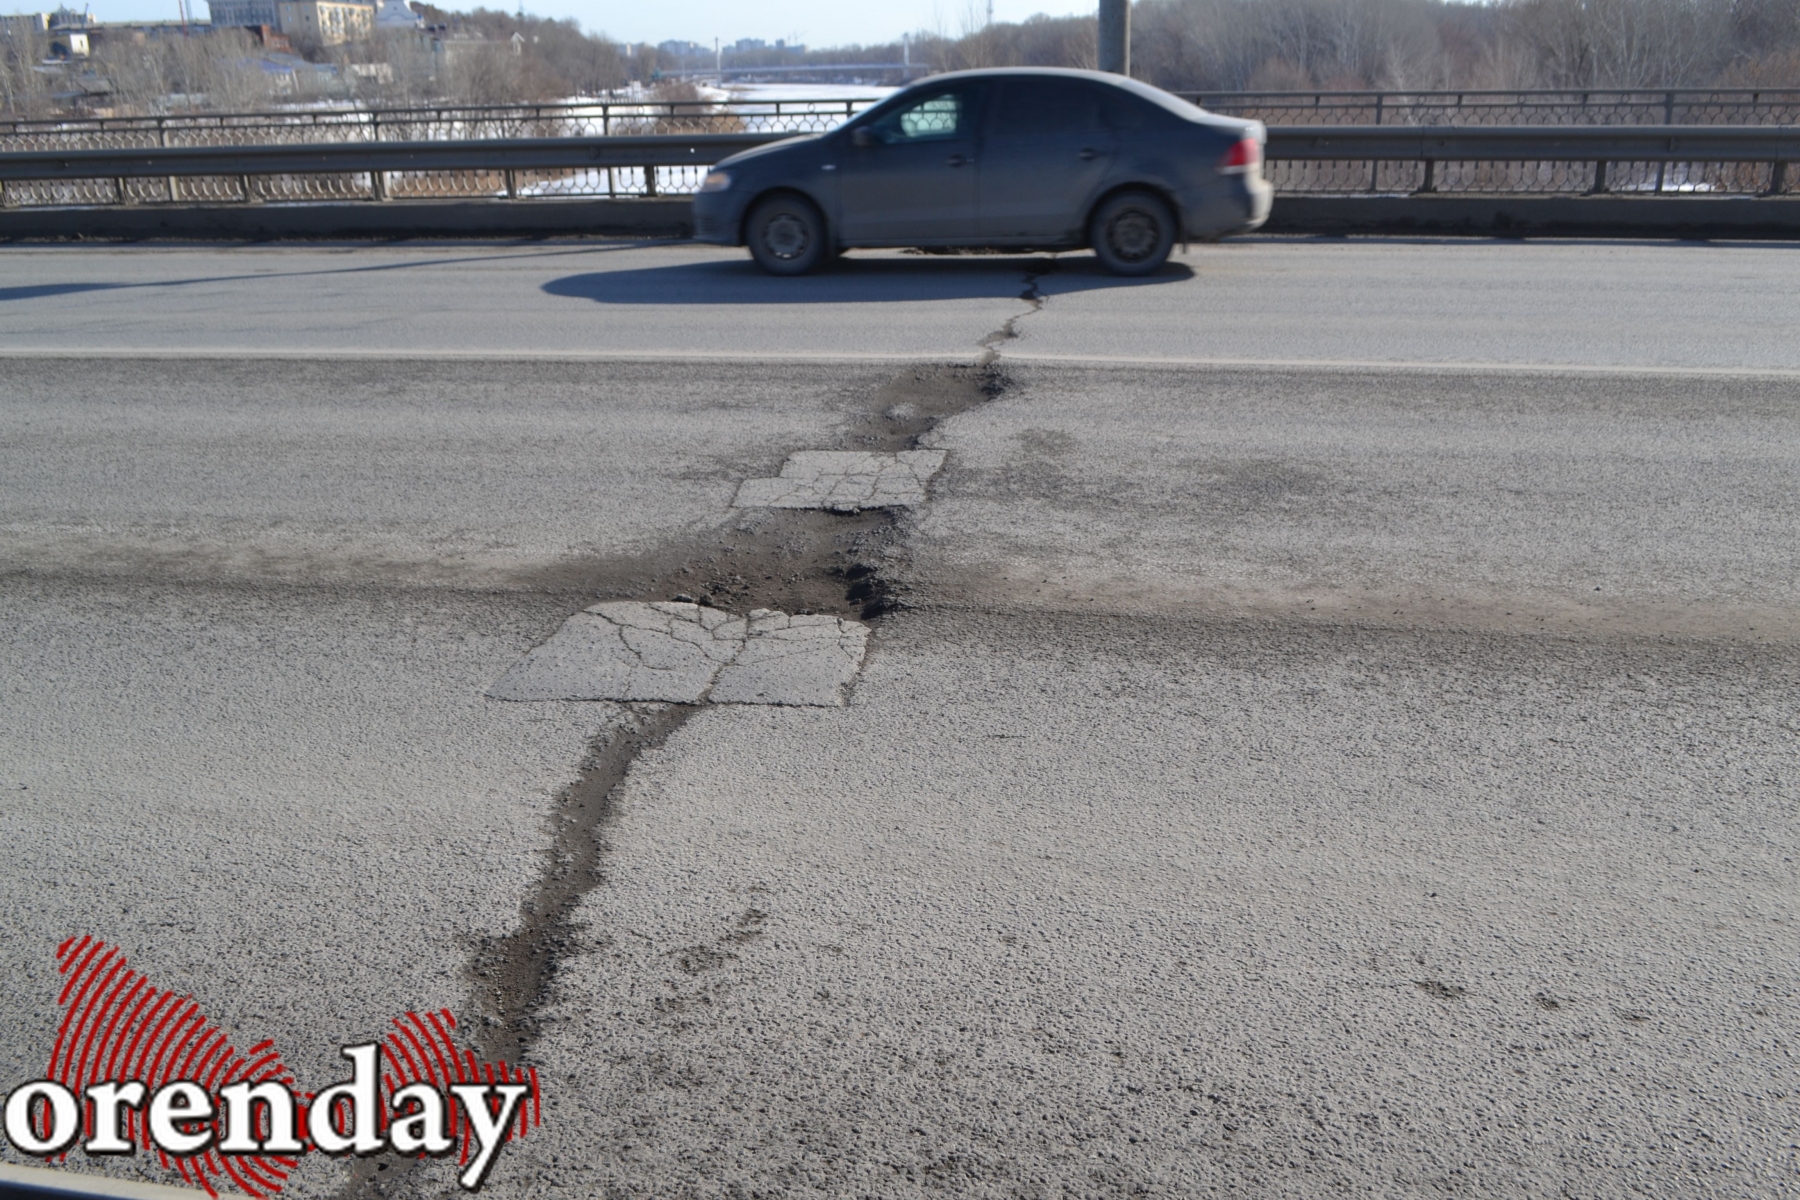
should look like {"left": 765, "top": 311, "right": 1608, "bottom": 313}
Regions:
{"left": 488, "top": 601, "right": 870, "bottom": 707}
{"left": 490, "top": 602, "right": 747, "bottom": 703}
{"left": 708, "top": 609, "right": 872, "bottom": 706}
{"left": 732, "top": 449, "right": 949, "bottom": 511}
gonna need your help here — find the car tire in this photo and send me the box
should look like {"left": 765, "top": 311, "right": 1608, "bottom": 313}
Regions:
{"left": 1089, "top": 191, "right": 1176, "bottom": 276}
{"left": 745, "top": 194, "right": 829, "bottom": 276}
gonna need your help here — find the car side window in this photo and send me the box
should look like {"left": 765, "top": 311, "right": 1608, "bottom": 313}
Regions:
{"left": 869, "top": 91, "right": 965, "bottom": 144}
{"left": 990, "top": 80, "right": 1103, "bottom": 138}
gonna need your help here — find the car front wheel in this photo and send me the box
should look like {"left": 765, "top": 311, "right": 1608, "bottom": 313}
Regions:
{"left": 745, "top": 194, "right": 829, "bottom": 276}
{"left": 1089, "top": 191, "right": 1176, "bottom": 276}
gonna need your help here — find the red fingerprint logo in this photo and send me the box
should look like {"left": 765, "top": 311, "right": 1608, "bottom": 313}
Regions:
{"left": 44, "top": 937, "right": 541, "bottom": 1198}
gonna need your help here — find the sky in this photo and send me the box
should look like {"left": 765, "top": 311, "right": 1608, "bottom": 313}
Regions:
{"left": 71, "top": 0, "right": 1097, "bottom": 45}
{"left": 560, "top": 1, "right": 1095, "bottom": 46}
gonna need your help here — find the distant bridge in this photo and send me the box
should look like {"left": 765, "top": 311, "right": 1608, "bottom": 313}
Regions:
{"left": 659, "top": 64, "right": 931, "bottom": 81}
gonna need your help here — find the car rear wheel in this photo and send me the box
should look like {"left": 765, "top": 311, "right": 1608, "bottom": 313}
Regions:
{"left": 746, "top": 194, "right": 829, "bottom": 276}
{"left": 1089, "top": 191, "right": 1176, "bottom": 276}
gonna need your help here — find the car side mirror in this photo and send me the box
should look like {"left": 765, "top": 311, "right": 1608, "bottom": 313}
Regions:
{"left": 852, "top": 127, "right": 876, "bottom": 148}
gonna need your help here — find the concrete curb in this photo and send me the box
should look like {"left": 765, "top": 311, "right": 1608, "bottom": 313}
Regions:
{"left": 1, "top": 194, "right": 1796, "bottom": 243}
{"left": 0, "top": 1162, "right": 203, "bottom": 1199}
{"left": 0, "top": 198, "right": 693, "bottom": 241}
{"left": 1262, "top": 194, "right": 1800, "bottom": 237}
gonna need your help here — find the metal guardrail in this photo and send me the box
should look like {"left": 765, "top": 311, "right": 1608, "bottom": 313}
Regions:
{"left": 1271, "top": 125, "right": 1800, "bottom": 160}
{"left": 7, "top": 125, "right": 1795, "bottom": 178}
{"left": 1266, "top": 124, "right": 1800, "bottom": 196}
{"left": 1188, "top": 87, "right": 1800, "bottom": 128}
{"left": 0, "top": 133, "right": 778, "bottom": 181}
{"left": 0, "top": 98, "right": 877, "bottom": 204}
{"left": 0, "top": 124, "right": 1795, "bottom": 209}
{"left": 1274, "top": 125, "right": 1800, "bottom": 196}
{"left": 0, "top": 98, "right": 878, "bottom": 148}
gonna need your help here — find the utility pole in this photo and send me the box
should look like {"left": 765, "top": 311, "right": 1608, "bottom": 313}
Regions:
{"left": 1098, "top": 0, "right": 1129, "bottom": 75}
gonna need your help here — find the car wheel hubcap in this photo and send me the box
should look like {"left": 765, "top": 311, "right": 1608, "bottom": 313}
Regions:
{"left": 1108, "top": 210, "right": 1160, "bottom": 262}
{"left": 764, "top": 213, "right": 809, "bottom": 260}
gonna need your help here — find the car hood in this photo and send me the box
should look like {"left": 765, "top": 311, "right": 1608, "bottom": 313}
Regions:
{"left": 716, "top": 133, "right": 822, "bottom": 170}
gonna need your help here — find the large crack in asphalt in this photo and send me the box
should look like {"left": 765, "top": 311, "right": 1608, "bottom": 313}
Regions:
{"left": 335, "top": 260, "right": 1051, "bottom": 1199}
{"left": 978, "top": 260, "right": 1050, "bottom": 365}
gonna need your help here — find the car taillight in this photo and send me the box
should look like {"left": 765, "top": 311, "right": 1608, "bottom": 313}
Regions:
{"left": 1217, "top": 137, "right": 1262, "bottom": 173}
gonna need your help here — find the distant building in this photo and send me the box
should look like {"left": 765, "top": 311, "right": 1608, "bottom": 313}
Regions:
{"left": 229, "top": 49, "right": 338, "bottom": 92}
{"left": 372, "top": 0, "right": 419, "bottom": 31}
{"left": 91, "top": 19, "right": 222, "bottom": 45}
{"left": 273, "top": 0, "right": 372, "bottom": 44}
{"left": 1, "top": 6, "right": 100, "bottom": 57}
{"left": 0, "top": 11, "right": 52, "bottom": 36}
{"left": 47, "top": 6, "right": 91, "bottom": 57}
{"left": 208, "top": 0, "right": 281, "bottom": 28}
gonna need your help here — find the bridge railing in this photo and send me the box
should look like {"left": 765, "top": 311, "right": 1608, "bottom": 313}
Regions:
{"left": 0, "top": 99, "right": 881, "bottom": 206}
{"left": 0, "top": 97, "right": 880, "bottom": 153}
{"left": 2, "top": 124, "right": 1797, "bottom": 211}
{"left": 8, "top": 86, "right": 1800, "bottom": 152}
{"left": 1186, "top": 87, "right": 1800, "bottom": 128}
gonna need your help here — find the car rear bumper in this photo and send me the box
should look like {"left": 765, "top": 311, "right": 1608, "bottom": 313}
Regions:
{"left": 1183, "top": 175, "right": 1272, "bottom": 239}
{"left": 1244, "top": 176, "right": 1273, "bottom": 229}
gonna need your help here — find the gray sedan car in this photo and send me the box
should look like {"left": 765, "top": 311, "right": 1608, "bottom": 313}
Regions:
{"left": 692, "top": 67, "right": 1270, "bottom": 276}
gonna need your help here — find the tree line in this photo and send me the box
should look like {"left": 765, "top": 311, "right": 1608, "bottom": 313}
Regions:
{"left": 926, "top": 0, "right": 1800, "bottom": 91}
{"left": 3, "top": 0, "right": 1797, "bottom": 120}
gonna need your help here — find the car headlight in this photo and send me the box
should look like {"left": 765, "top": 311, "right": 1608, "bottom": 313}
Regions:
{"left": 699, "top": 170, "right": 732, "bottom": 193}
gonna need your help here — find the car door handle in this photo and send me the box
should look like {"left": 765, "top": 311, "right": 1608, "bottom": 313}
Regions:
{"left": 1078, "top": 147, "right": 1100, "bottom": 161}
{"left": 946, "top": 153, "right": 970, "bottom": 168}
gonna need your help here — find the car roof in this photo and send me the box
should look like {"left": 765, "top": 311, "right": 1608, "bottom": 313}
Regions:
{"left": 896, "top": 67, "right": 1210, "bottom": 122}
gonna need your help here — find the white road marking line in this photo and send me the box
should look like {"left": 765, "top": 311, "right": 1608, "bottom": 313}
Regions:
{"left": 4, "top": 348, "right": 1797, "bottom": 377}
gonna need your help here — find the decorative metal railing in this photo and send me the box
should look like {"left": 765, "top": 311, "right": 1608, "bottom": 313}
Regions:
{"left": 2, "top": 93, "right": 1798, "bottom": 209}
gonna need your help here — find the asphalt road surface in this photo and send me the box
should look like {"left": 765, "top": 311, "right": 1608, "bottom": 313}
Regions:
{"left": 1, "top": 238, "right": 1796, "bottom": 1199}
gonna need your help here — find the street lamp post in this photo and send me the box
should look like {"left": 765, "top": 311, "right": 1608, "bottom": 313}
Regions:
{"left": 1098, "top": 0, "right": 1129, "bottom": 75}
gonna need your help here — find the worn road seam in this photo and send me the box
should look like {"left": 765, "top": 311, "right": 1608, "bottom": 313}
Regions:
{"left": 342, "top": 265, "right": 1049, "bottom": 1198}
{"left": 977, "top": 258, "right": 1053, "bottom": 365}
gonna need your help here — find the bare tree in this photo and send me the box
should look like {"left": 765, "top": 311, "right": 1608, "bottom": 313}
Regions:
{"left": 94, "top": 28, "right": 277, "bottom": 114}
{"left": 1503, "top": 0, "right": 1736, "bottom": 86}
{"left": 19, "top": 0, "right": 1800, "bottom": 122}
{"left": 1, "top": 24, "right": 53, "bottom": 117}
